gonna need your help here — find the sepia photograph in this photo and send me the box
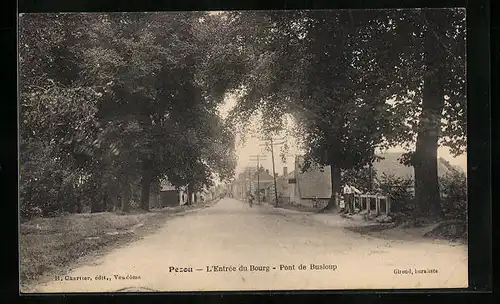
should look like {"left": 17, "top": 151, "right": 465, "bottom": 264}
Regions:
{"left": 18, "top": 9, "right": 468, "bottom": 293}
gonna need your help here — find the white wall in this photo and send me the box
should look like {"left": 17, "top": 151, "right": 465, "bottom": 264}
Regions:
{"left": 289, "top": 183, "right": 298, "bottom": 204}
{"left": 179, "top": 190, "right": 188, "bottom": 206}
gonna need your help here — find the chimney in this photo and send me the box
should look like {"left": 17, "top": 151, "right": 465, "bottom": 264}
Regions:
{"left": 283, "top": 167, "right": 288, "bottom": 176}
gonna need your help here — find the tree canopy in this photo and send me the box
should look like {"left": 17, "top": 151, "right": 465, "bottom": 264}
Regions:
{"left": 222, "top": 9, "right": 466, "bottom": 213}
{"left": 19, "top": 10, "right": 466, "bottom": 219}
{"left": 19, "top": 12, "right": 240, "bottom": 217}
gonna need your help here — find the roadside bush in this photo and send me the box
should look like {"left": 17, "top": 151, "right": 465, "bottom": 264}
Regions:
{"left": 377, "top": 173, "right": 415, "bottom": 218}
{"left": 19, "top": 197, "right": 43, "bottom": 221}
{"left": 20, "top": 175, "right": 64, "bottom": 221}
{"left": 439, "top": 170, "right": 467, "bottom": 221}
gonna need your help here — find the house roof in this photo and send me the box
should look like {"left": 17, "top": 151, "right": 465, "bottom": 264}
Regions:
{"left": 161, "top": 181, "right": 177, "bottom": 192}
{"left": 237, "top": 167, "right": 260, "bottom": 181}
{"left": 253, "top": 169, "right": 274, "bottom": 182}
{"left": 160, "top": 179, "right": 189, "bottom": 192}
{"left": 291, "top": 152, "right": 459, "bottom": 198}
{"left": 372, "top": 152, "right": 456, "bottom": 182}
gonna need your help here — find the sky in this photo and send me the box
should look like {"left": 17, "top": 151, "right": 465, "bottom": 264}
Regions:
{"left": 217, "top": 94, "right": 467, "bottom": 179}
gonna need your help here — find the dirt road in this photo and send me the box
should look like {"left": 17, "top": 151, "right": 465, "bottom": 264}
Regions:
{"left": 27, "top": 198, "right": 468, "bottom": 292}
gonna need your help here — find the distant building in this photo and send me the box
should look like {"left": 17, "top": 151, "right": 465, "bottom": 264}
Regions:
{"left": 276, "top": 166, "right": 295, "bottom": 204}
{"left": 229, "top": 158, "right": 331, "bottom": 206}
{"left": 280, "top": 152, "right": 461, "bottom": 207}
{"left": 287, "top": 156, "right": 332, "bottom": 207}
{"left": 231, "top": 166, "right": 278, "bottom": 201}
{"left": 231, "top": 152, "right": 460, "bottom": 205}
{"left": 253, "top": 168, "right": 274, "bottom": 202}
{"left": 159, "top": 181, "right": 188, "bottom": 207}
{"left": 232, "top": 167, "right": 254, "bottom": 199}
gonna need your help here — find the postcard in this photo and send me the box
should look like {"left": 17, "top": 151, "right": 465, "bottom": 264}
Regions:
{"left": 19, "top": 9, "right": 468, "bottom": 293}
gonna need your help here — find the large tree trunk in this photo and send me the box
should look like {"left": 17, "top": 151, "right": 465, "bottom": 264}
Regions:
{"left": 122, "top": 184, "right": 131, "bottom": 212}
{"left": 140, "top": 162, "right": 152, "bottom": 212}
{"left": 413, "top": 18, "right": 446, "bottom": 221}
{"left": 90, "top": 172, "right": 107, "bottom": 213}
{"left": 62, "top": 183, "right": 80, "bottom": 213}
{"left": 140, "top": 180, "right": 151, "bottom": 211}
{"left": 104, "top": 183, "right": 119, "bottom": 212}
{"left": 368, "top": 163, "right": 374, "bottom": 192}
{"left": 186, "top": 186, "right": 194, "bottom": 205}
{"left": 326, "top": 165, "right": 342, "bottom": 210}
{"left": 91, "top": 191, "right": 106, "bottom": 213}
{"left": 185, "top": 187, "right": 190, "bottom": 205}
{"left": 121, "top": 175, "right": 131, "bottom": 212}
{"left": 103, "top": 193, "right": 109, "bottom": 211}
{"left": 75, "top": 198, "right": 82, "bottom": 213}
{"left": 106, "top": 191, "right": 117, "bottom": 212}
{"left": 62, "top": 191, "right": 74, "bottom": 213}
{"left": 115, "top": 194, "right": 122, "bottom": 210}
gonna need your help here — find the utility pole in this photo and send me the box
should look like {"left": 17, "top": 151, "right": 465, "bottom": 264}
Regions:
{"left": 250, "top": 154, "right": 267, "bottom": 204}
{"left": 257, "top": 161, "right": 260, "bottom": 203}
{"left": 260, "top": 137, "right": 285, "bottom": 207}
{"left": 270, "top": 138, "right": 279, "bottom": 207}
{"left": 258, "top": 135, "right": 293, "bottom": 207}
{"left": 244, "top": 171, "right": 247, "bottom": 199}
{"left": 369, "top": 162, "right": 373, "bottom": 193}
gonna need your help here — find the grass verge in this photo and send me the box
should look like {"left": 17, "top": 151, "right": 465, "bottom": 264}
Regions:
{"left": 20, "top": 199, "right": 219, "bottom": 292}
{"left": 345, "top": 220, "right": 467, "bottom": 244}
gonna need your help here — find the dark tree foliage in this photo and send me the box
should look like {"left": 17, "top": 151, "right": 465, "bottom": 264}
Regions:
{"left": 19, "top": 12, "right": 239, "bottom": 218}
{"left": 224, "top": 9, "right": 465, "bottom": 216}
{"left": 18, "top": 10, "right": 466, "bottom": 220}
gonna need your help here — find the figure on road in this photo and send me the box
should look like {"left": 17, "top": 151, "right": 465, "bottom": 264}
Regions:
{"left": 343, "top": 184, "right": 361, "bottom": 213}
{"left": 248, "top": 192, "right": 254, "bottom": 207}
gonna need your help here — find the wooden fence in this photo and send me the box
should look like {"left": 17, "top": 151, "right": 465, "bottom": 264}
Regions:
{"left": 352, "top": 194, "right": 391, "bottom": 216}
